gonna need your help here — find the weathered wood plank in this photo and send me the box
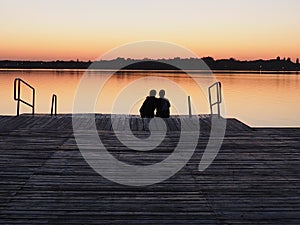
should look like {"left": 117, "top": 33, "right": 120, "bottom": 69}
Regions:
{"left": 0, "top": 115, "right": 299, "bottom": 224}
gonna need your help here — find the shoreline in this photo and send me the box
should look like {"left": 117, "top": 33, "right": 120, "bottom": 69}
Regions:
{"left": 0, "top": 68, "right": 299, "bottom": 74}
{"left": 1, "top": 58, "right": 299, "bottom": 71}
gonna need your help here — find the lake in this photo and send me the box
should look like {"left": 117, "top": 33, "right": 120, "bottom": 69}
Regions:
{"left": 0, "top": 69, "right": 299, "bottom": 127}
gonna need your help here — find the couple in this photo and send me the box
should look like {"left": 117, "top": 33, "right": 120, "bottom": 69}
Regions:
{"left": 140, "top": 89, "right": 171, "bottom": 118}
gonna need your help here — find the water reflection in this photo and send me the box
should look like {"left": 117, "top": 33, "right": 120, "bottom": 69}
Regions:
{"left": 0, "top": 69, "right": 299, "bottom": 127}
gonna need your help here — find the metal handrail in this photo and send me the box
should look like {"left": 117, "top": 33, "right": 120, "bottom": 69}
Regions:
{"left": 188, "top": 96, "right": 192, "bottom": 117}
{"left": 51, "top": 94, "right": 57, "bottom": 116}
{"left": 14, "top": 78, "right": 35, "bottom": 116}
{"left": 208, "top": 82, "right": 222, "bottom": 118}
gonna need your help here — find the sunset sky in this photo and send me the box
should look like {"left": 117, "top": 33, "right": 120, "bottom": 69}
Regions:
{"left": 1, "top": 0, "right": 300, "bottom": 61}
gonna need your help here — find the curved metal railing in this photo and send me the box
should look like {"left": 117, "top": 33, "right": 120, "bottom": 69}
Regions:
{"left": 208, "top": 81, "right": 222, "bottom": 118}
{"left": 14, "top": 78, "right": 35, "bottom": 116}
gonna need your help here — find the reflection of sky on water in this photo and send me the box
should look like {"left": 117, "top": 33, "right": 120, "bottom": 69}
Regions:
{"left": 0, "top": 70, "right": 299, "bottom": 127}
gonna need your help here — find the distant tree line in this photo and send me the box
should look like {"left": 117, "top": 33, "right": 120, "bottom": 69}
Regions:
{"left": 0, "top": 57, "right": 299, "bottom": 71}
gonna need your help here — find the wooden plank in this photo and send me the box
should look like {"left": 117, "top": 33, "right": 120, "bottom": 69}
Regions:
{"left": 0, "top": 115, "right": 299, "bottom": 224}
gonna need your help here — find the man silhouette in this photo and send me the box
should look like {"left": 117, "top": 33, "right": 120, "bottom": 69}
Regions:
{"left": 139, "top": 90, "right": 158, "bottom": 118}
{"left": 156, "top": 89, "right": 170, "bottom": 118}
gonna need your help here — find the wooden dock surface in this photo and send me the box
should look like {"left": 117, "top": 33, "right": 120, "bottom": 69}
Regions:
{"left": 0, "top": 114, "right": 299, "bottom": 224}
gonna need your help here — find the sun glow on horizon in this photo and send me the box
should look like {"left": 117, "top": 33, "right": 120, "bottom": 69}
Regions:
{"left": 1, "top": 0, "right": 300, "bottom": 61}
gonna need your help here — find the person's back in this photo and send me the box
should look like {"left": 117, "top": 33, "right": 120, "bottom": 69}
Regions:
{"left": 140, "top": 90, "right": 158, "bottom": 118}
{"left": 156, "top": 90, "right": 170, "bottom": 118}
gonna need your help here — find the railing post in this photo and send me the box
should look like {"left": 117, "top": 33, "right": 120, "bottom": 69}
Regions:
{"left": 51, "top": 94, "right": 57, "bottom": 116}
{"left": 32, "top": 89, "right": 35, "bottom": 115}
{"left": 188, "top": 96, "right": 192, "bottom": 117}
{"left": 208, "top": 82, "right": 222, "bottom": 118}
{"left": 218, "top": 82, "right": 222, "bottom": 118}
{"left": 14, "top": 78, "right": 21, "bottom": 116}
{"left": 17, "top": 79, "right": 20, "bottom": 116}
{"left": 208, "top": 88, "right": 213, "bottom": 117}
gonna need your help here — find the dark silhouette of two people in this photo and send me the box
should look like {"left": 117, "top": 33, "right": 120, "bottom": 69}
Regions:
{"left": 140, "top": 89, "right": 170, "bottom": 118}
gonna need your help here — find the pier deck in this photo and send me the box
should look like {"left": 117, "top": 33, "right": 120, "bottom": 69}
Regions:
{"left": 0, "top": 114, "right": 299, "bottom": 224}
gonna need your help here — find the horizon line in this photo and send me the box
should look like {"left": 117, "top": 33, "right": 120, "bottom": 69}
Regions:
{"left": 1, "top": 56, "right": 299, "bottom": 63}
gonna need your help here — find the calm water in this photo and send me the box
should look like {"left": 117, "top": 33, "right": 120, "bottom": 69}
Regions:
{"left": 0, "top": 69, "right": 299, "bottom": 127}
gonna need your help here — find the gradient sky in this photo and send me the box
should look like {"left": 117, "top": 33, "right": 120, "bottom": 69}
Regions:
{"left": 1, "top": 0, "right": 300, "bottom": 61}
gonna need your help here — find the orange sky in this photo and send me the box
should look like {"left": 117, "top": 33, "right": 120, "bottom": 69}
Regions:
{"left": 1, "top": 0, "right": 300, "bottom": 61}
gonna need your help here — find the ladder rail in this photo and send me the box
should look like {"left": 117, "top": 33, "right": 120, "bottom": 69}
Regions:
{"left": 14, "top": 78, "right": 35, "bottom": 116}
{"left": 208, "top": 82, "right": 222, "bottom": 118}
{"left": 51, "top": 94, "right": 57, "bottom": 116}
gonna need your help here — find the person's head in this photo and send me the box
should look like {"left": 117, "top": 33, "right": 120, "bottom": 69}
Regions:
{"left": 159, "top": 89, "right": 165, "bottom": 98}
{"left": 149, "top": 89, "right": 156, "bottom": 97}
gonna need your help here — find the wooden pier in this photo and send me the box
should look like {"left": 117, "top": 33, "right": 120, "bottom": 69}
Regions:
{"left": 0, "top": 114, "right": 299, "bottom": 224}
